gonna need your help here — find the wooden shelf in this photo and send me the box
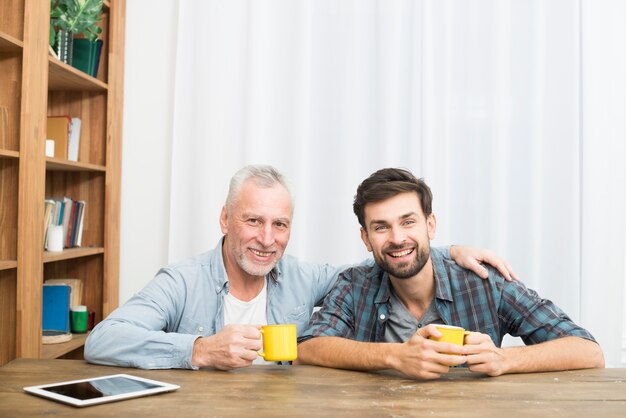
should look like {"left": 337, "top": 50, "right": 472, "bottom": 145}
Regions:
{"left": 0, "top": 260, "right": 17, "bottom": 271}
{"left": 0, "top": 30, "right": 22, "bottom": 52}
{"left": 1, "top": 0, "right": 124, "bottom": 367}
{"left": 48, "top": 57, "right": 108, "bottom": 91}
{"left": 42, "top": 333, "right": 88, "bottom": 359}
{"left": 44, "top": 247, "right": 105, "bottom": 264}
{"left": 46, "top": 158, "right": 106, "bottom": 172}
{"left": 0, "top": 149, "right": 19, "bottom": 159}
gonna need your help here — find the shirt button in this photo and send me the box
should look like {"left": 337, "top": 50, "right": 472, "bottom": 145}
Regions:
{"left": 198, "top": 326, "right": 204, "bottom": 332}
{"left": 379, "top": 314, "right": 386, "bottom": 320}
{"left": 215, "top": 286, "right": 221, "bottom": 291}
{"left": 418, "top": 323, "right": 422, "bottom": 328}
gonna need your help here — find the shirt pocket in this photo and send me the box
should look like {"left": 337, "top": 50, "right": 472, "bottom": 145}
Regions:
{"left": 178, "top": 315, "right": 212, "bottom": 336}
{"left": 284, "top": 304, "right": 309, "bottom": 334}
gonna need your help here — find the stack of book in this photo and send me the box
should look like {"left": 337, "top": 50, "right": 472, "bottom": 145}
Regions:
{"left": 44, "top": 198, "right": 86, "bottom": 250}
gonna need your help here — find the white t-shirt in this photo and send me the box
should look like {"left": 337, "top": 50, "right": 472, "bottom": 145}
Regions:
{"left": 223, "top": 279, "right": 271, "bottom": 364}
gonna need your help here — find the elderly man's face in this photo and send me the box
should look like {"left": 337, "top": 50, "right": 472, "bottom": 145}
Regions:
{"left": 220, "top": 179, "right": 293, "bottom": 278}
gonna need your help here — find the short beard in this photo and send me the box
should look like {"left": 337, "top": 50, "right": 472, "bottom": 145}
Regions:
{"left": 375, "top": 242, "right": 430, "bottom": 279}
{"left": 237, "top": 255, "right": 276, "bottom": 278}
{"left": 229, "top": 239, "right": 278, "bottom": 278}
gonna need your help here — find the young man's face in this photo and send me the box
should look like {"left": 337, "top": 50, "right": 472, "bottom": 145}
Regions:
{"left": 360, "top": 192, "right": 436, "bottom": 280}
{"left": 220, "top": 178, "right": 293, "bottom": 278}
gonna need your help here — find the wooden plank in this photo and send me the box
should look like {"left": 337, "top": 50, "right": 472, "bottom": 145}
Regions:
{"left": 0, "top": 0, "right": 25, "bottom": 41}
{"left": 43, "top": 247, "right": 104, "bottom": 263}
{"left": 1, "top": 361, "right": 626, "bottom": 417}
{"left": 103, "top": 0, "right": 125, "bottom": 317}
{"left": 46, "top": 157, "right": 105, "bottom": 172}
{"left": 48, "top": 57, "right": 108, "bottom": 91}
{"left": 0, "top": 159, "right": 19, "bottom": 261}
{"left": 0, "top": 270, "right": 17, "bottom": 366}
{"left": 0, "top": 260, "right": 18, "bottom": 270}
{"left": 0, "top": 149, "right": 19, "bottom": 158}
{"left": 41, "top": 333, "right": 87, "bottom": 359}
{"left": 0, "top": 56, "right": 22, "bottom": 152}
{"left": 0, "top": 30, "right": 23, "bottom": 51}
{"left": 15, "top": 0, "right": 49, "bottom": 360}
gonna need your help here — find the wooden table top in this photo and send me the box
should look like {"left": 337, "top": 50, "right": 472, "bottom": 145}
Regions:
{"left": 1, "top": 359, "right": 625, "bottom": 417}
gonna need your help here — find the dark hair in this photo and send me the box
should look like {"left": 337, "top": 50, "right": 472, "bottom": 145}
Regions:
{"left": 353, "top": 168, "right": 433, "bottom": 228}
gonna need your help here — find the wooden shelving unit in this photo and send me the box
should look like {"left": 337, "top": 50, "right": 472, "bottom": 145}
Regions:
{"left": 0, "top": 0, "right": 125, "bottom": 365}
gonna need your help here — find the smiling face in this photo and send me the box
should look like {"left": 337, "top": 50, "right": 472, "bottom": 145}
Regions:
{"left": 220, "top": 178, "right": 293, "bottom": 279}
{"left": 360, "top": 192, "right": 436, "bottom": 280}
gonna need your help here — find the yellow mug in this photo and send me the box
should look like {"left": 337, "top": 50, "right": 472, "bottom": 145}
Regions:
{"left": 428, "top": 324, "right": 470, "bottom": 347}
{"left": 258, "top": 324, "right": 298, "bottom": 362}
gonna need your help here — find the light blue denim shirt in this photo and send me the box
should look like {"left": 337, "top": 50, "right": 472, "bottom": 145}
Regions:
{"left": 85, "top": 238, "right": 451, "bottom": 370}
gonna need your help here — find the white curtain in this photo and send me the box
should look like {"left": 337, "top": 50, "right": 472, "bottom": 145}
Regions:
{"left": 168, "top": 0, "right": 626, "bottom": 366}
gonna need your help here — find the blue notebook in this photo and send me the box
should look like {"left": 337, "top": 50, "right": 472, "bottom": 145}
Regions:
{"left": 42, "top": 284, "right": 71, "bottom": 333}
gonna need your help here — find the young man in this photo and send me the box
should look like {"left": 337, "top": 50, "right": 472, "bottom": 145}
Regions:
{"left": 85, "top": 165, "right": 516, "bottom": 370}
{"left": 297, "top": 168, "right": 604, "bottom": 379}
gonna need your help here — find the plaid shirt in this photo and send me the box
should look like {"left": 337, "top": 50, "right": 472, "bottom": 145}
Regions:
{"left": 298, "top": 248, "right": 596, "bottom": 346}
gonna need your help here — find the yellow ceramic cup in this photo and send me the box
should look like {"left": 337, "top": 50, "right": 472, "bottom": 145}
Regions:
{"left": 428, "top": 324, "right": 470, "bottom": 366}
{"left": 258, "top": 324, "right": 298, "bottom": 362}
{"left": 428, "top": 324, "right": 470, "bottom": 346}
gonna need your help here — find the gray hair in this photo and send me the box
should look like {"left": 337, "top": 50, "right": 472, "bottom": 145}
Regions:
{"left": 225, "top": 164, "right": 295, "bottom": 209}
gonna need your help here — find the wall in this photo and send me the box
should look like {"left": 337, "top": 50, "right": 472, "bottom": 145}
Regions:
{"left": 119, "top": 1, "right": 626, "bottom": 366}
{"left": 119, "top": 1, "right": 178, "bottom": 302}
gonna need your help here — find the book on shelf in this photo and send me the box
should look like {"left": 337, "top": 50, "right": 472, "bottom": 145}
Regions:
{"left": 44, "top": 278, "right": 83, "bottom": 309}
{"left": 44, "top": 197, "right": 86, "bottom": 249}
{"left": 42, "top": 284, "right": 71, "bottom": 334}
{"left": 46, "top": 116, "right": 71, "bottom": 160}
{"left": 67, "top": 117, "right": 81, "bottom": 162}
{"left": 60, "top": 196, "right": 72, "bottom": 245}
{"left": 45, "top": 115, "right": 81, "bottom": 161}
{"left": 43, "top": 199, "right": 56, "bottom": 248}
{"left": 72, "top": 39, "right": 103, "bottom": 77}
{"left": 75, "top": 200, "right": 86, "bottom": 247}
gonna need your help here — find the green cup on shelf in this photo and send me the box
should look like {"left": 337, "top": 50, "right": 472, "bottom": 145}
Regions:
{"left": 70, "top": 305, "right": 88, "bottom": 334}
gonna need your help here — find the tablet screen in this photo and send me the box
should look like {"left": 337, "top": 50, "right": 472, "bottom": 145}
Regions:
{"left": 45, "top": 376, "right": 161, "bottom": 399}
{"left": 24, "top": 374, "right": 180, "bottom": 407}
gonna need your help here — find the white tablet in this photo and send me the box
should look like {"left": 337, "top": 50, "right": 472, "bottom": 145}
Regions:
{"left": 24, "top": 374, "right": 180, "bottom": 407}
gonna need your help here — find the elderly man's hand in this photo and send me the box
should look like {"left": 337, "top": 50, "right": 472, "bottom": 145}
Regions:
{"left": 450, "top": 246, "right": 519, "bottom": 282}
{"left": 192, "top": 324, "right": 262, "bottom": 369}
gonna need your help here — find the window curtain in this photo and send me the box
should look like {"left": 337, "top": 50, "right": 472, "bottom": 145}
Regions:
{"left": 169, "top": 0, "right": 626, "bottom": 365}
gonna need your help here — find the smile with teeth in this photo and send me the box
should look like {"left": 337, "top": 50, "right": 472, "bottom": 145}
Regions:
{"left": 388, "top": 248, "right": 414, "bottom": 258}
{"left": 250, "top": 248, "right": 274, "bottom": 258}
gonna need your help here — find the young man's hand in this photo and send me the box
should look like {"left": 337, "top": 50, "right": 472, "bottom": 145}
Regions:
{"left": 462, "top": 331, "right": 508, "bottom": 376}
{"left": 390, "top": 325, "right": 468, "bottom": 380}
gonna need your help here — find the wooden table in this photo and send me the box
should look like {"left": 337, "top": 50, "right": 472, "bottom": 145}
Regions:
{"left": 1, "top": 359, "right": 625, "bottom": 417}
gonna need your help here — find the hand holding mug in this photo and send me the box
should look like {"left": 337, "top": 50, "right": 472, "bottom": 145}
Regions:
{"left": 191, "top": 324, "right": 262, "bottom": 370}
{"left": 461, "top": 331, "right": 507, "bottom": 376}
{"left": 392, "top": 325, "right": 467, "bottom": 380}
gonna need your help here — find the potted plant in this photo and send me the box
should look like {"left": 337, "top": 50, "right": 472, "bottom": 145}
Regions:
{"left": 49, "top": 0, "right": 103, "bottom": 65}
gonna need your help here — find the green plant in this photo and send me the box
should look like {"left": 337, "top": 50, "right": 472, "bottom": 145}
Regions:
{"left": 50, "top": 0, "right": 103, "bottom": 47}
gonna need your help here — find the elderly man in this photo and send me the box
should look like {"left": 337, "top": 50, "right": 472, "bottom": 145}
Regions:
{"left": 297, "top": 168, "right": 604, "bottom": 378}
{"left": 85, "top": 165, "right": 515, "bottom": 370}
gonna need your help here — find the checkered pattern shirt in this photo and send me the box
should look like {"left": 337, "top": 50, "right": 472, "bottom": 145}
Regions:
{"left": 298, "top": 248, "right": 596, "bottom": 346}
